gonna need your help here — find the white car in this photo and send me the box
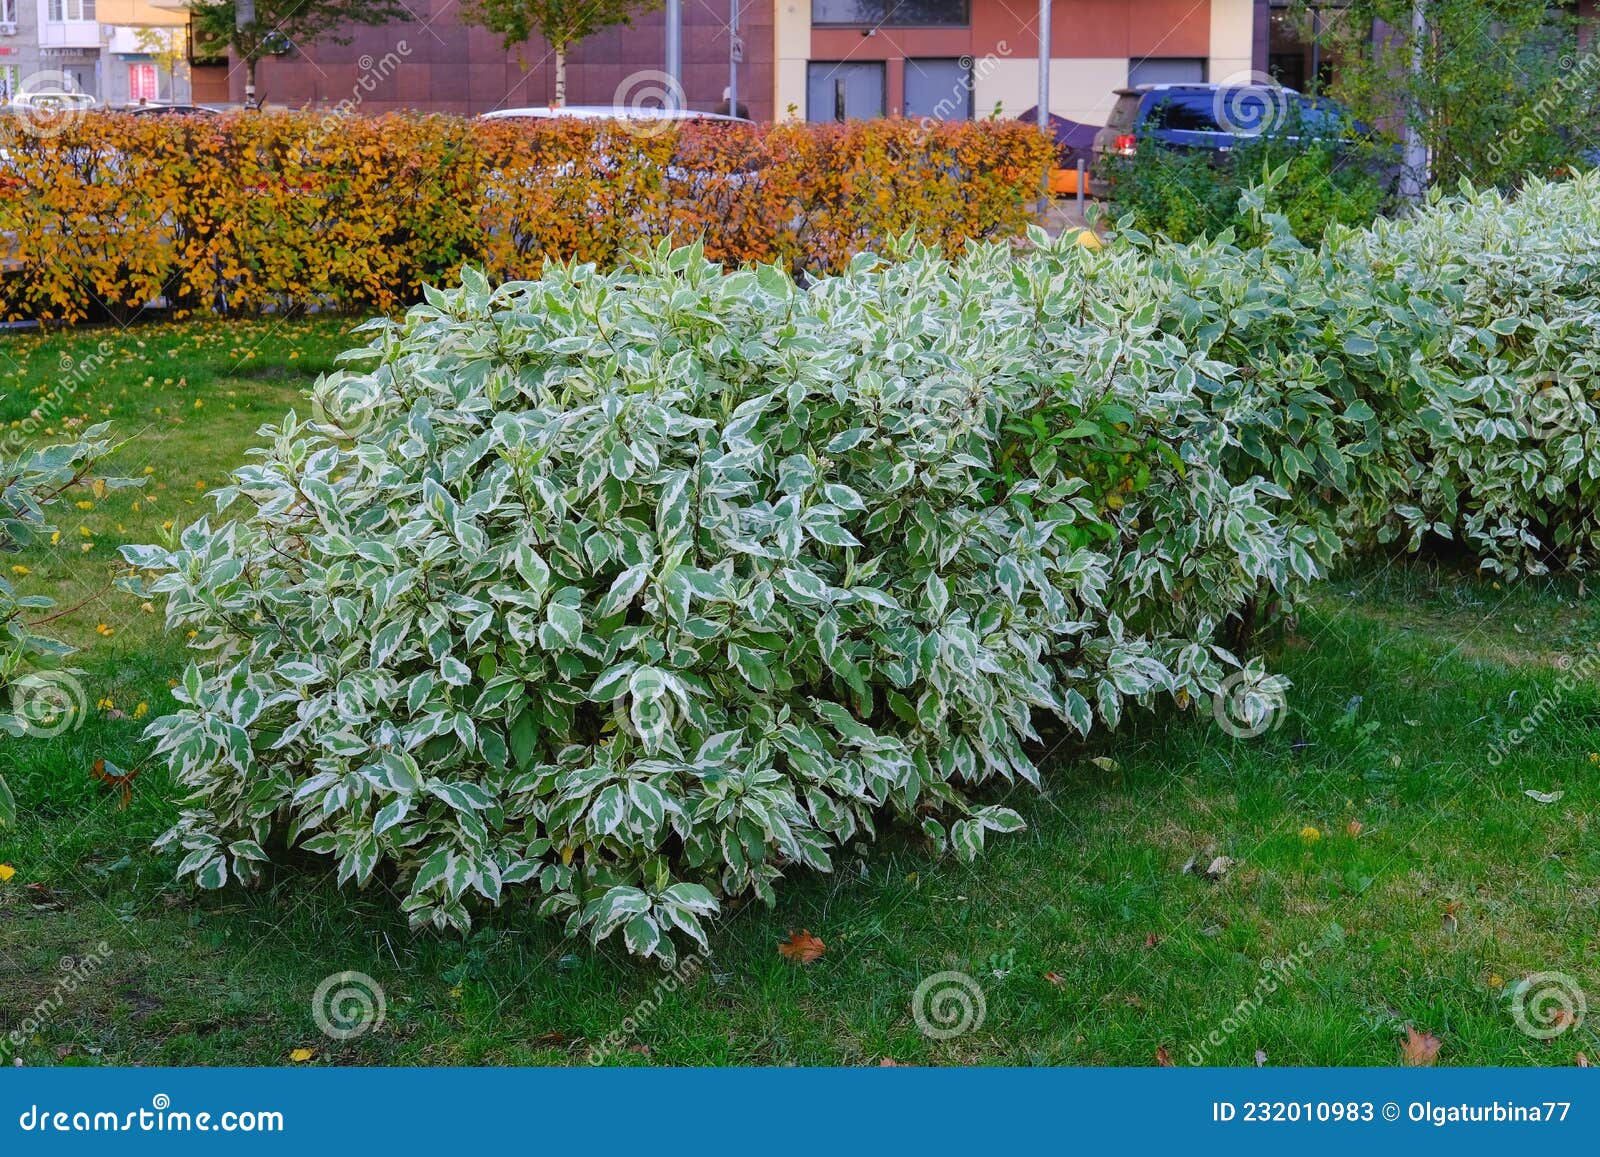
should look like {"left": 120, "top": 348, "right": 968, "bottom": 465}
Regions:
{"left": 6, "top": 90, "right": 98, "bottom": 113}
{"left": 479, "top": 105, "right": 749, "bottom": 125}
{"left": 477, "top": 103, "right": 766, "bottom": 204}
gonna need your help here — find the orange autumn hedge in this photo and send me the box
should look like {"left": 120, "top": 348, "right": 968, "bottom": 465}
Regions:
{"left": 0, "top": 112, "right": 1053, "bottom": 323}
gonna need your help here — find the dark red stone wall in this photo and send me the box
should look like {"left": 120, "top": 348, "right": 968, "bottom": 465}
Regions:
{"left": 211, "top": 0, "right": 775, "bottom": 121}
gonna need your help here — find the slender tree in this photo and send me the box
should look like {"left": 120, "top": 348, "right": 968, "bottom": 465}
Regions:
{"left": 188, "top": 0, "right": 410, "bottom": 106}
{"left": 1299, "top": 0, "right": 1596, "bottom": 187}
{"left": 461, "top": 0, "right": 664, "bottom": 107}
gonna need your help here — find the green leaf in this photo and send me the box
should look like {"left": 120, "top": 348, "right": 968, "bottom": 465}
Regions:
{"left": 622, "top": 913, "right": 661, "bottom": 957}
{"left": 427, "top": 780, "right": 496, "bottom": 812}
{"left": 194, "top": 857, "right": 229, "bottom": 890}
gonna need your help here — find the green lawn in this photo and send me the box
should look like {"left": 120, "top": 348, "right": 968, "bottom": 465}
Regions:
{"left": 2, "top": 319, "right": 1598, "bottom": 1067}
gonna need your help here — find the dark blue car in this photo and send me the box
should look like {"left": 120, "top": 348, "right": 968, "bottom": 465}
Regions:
{"left": 1092, "top": 83, "right": 1366, "bottom": 179}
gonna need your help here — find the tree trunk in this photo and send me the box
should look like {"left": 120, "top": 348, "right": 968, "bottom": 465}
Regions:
{"left": 554, "top": 47, "right": 566, "bottom": 107}
{"left": 244, "top": 55, "right": 258, "bottom": 108}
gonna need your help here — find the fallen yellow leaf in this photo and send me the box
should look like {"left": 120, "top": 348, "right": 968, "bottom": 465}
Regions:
{"left": 289, "top": 1047, "right": 315, "bottom": 1062}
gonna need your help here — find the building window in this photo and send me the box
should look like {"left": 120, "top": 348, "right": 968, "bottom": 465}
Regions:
{"left": 812, "top": 0, "right": 966, "bottom": 27}
{"left": 904, "top": 58, "right": 972, "bottom": 121}
{"left": 0, "top": 66, "right": 17, "bottom": 103}
{"left": 0, "top": 0, "right": 15, "bottom": 23}
{"left": 128, "top": 63, "right": 158, "bottom": 103}
{"left": 806, "top": 61, "right": 886, "bottom": 122}
{"left": 1128, "top": 58, "right": 1207, "bottom": 87}
{"left": 47, "top": 0, "right": 96, "bottom": 20}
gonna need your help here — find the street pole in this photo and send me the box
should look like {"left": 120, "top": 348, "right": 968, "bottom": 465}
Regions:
{"left": 728, "top": 0, "right": 740, "bottom": 115}
{"left": 665, "top": 0, "right": 683, "bottom": 112}
{"left": 1037, "top": 0, "right": 1051, "bottom": 217}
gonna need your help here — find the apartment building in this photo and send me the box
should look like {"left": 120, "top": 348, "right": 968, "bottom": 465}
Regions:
{"left": 787, "top": 0, "right": 1265, "bottom": 126}
{"left": 0, "top": 0, "right": 191, "bottom": 105}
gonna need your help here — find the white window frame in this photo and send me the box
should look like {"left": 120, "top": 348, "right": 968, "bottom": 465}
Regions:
{"left": 47, "top": 0, "right": 95, "bottom": 21}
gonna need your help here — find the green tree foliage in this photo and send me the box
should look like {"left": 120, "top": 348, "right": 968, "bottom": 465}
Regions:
{"left": 188, "top": 0, "right": 410, "bottom": 102}
{"left": 1308, "top": 0, "right": 1594, "bottom": 187}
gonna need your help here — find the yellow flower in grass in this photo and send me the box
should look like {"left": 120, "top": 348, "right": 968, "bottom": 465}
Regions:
{"left": 1299, "top": 825, "right": 1322, "bottom": 844}
{"left": 10, "top": 565, "right": 29, "bottom": 576}
{"left": 95, "top": 623, "right": 114, "bottom": 637}
{"left": 133, "top": 703, "right": 148, "bottom": 720}
{"left": 0, "top": 864, "right": 15, "bottom": 883}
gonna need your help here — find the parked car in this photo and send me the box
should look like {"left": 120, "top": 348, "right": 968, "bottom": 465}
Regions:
{"left": 1092, "top": 82, "right": 1364, "bottom": 179}
{"left": 479, "top": 104, "right": 766, "bottom": 196}
{"left": 479, "top": 105, "right": 750, "bottom": 126}
{"left": 123, "top": 103, "right": 219, "bottom": 117}
{"left": 5, "top": 90, "right": 98, "bottom": 115}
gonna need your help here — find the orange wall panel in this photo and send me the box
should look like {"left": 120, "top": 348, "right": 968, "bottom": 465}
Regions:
{"left": 811, "top": 27, "right": 976, "bottom": 60}
{"left": 971, "top": 0, "right": 1211, "bottom": 60}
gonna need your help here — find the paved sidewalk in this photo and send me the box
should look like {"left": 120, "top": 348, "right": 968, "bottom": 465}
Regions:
{"left": 1039, "top": 196, "right": 1102, "bottom": 236}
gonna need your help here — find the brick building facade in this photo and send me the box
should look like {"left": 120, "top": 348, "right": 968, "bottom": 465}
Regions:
{"left": 180, "top": 0, "right": 1270, "bottom": 128}
{"left": 189, "top": 1, "right": 775, "bottom": 121}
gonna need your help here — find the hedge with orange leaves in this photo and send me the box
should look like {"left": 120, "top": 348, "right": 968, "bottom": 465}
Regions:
{"left": 0, "top": 112, "right": 1053, "bottom": 323}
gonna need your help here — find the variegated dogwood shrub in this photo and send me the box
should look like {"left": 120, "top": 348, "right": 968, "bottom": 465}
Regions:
{"left": 1330, "top": 175, "right": 1600, "bottom": 574}
{"left": 1074, "top": 170, "right": 1600, "bottom": 579}
{"left": 126, "top": 238, "right": 1303, "bottom": 960}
